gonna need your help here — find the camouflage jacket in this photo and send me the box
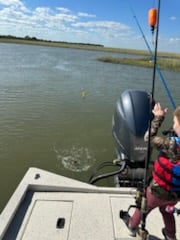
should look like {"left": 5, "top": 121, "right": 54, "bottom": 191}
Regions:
{"left": 144, "top": 116, "right": 180, "bottom": 200}
{"left": 144, "top": 116, "right": 180, "bottom": 163}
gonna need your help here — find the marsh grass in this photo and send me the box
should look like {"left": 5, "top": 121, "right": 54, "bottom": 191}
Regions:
{"left": 97, "top": 56, "right": 180, "bottom": 72}
{"left": 1, "top": 37, "right": 180, "bottom": 71}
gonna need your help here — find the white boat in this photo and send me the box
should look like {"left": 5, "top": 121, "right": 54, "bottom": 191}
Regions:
{"left": 0, "top": 89, "right": 180, "bottom": 240}
{"left": 0, "top": 167, "right": 179, "bottom": 240}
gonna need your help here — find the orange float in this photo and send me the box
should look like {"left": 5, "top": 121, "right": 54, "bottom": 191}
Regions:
{"left": 148, "top": 8, "right": 157, "bottom": 33}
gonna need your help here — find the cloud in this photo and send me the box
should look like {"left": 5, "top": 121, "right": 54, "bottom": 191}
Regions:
{"left": 0, "top": 0, "right": 179, "bottom": 52}
{"left": 32, "top": 7, "right": 77, "bottom": 25}
{"left": 0, "top": 1, "right": 132, "bottom": 45}
{"left": 78, "top": 12, "right": 96, "bottom": 18}
{"left": 72, "top": 21, "right": 130, "bottom": 30}
{"left": 0, "top": 1, "right": 147, "bottom": 50}
{"left": 170, "top": 16, "right": 177, "bottom": 21}
{"left": 56, "top": 7, "right": 71, "bottom": 13}
{"left": 0, "top": 0, "right": 22, "bottom": 6}
{"left": 71, "top": 21, "right": 131, "bottom": 41}
{"left": 169, "top": 37, "right": 180, "bottom": 44}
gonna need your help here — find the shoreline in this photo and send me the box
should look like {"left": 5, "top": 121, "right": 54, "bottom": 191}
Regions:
{"left": 97, "top": 56, "right": 180, "bottom": 72}
{"left": 1, "top": 38, "right": 180, "bottom": 71}
{"left": 1, "top": 37, "right": 180, "bottom": 57}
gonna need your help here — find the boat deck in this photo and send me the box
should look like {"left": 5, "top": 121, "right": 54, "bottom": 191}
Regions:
{"left": 0, "top": 168, "right": 179, "bottom": 240}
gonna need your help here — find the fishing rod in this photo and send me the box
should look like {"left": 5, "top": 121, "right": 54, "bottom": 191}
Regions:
{"left": 139, "top": 1, "right": 161, "bottom": 239}
{"left": 119, "top": 3, "right": 176, "bottom": 239}
{"left": 129, "top": 2, "right": 176, "bottom": 110}
{"left": 131, "top": 0, "right": 160, "bottom": 240}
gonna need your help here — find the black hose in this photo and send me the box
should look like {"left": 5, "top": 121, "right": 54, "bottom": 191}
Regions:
{"left": 89, "top": 161, "right": 126, "bottom": 185}
{"left": 88, "top": 161, "right": 116, "bottom": 183}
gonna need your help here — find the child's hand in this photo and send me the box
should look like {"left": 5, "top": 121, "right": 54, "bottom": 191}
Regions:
{"left": 152, "top": 103, "right": 168, "bottom": 117}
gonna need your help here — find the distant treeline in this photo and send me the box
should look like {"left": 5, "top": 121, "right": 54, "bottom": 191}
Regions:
{"left": 1, "top": 34, "right": 179, "bottom": 59}
{"left": 0, "top": 35, "right": 104, "bottom": 48}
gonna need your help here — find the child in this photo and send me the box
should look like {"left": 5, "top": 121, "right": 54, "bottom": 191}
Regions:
{"left": 128, "top": 103, "right": 180, "bottom": 240}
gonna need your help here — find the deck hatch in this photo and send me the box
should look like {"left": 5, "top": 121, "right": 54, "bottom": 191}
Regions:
{"left": 21, "top": 200, "right": 73, "bottom": 240}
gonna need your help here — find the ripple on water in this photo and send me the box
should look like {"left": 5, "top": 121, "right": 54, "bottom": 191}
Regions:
{"left": 54, "top": 145, "right": 96, "bottom": 172}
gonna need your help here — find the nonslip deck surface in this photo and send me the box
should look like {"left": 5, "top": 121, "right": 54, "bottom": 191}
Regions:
{"left": 0, "top": 168, "right": 179, "bottom": 240}
{"left": 3, "top": 191, "right": 180, "bottom": 240}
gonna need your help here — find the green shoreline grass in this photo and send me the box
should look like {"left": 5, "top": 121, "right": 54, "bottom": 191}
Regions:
{"left": 97, "top": 56, "right": 180, "bottom": 72}
{"left": 1, "top": 37, "right": 180, "bottom": 71}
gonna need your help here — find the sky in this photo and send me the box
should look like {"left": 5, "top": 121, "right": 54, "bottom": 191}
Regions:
{"left": 0, "top": 0, "right": 179, "bottom": 53}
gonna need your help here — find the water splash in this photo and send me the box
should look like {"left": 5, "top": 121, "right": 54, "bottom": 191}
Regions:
{"left": 53, "top": 145, "right": 96, "bottom": 172}
{"left": 54, "top": 60, "right": 70, "bottom": 71}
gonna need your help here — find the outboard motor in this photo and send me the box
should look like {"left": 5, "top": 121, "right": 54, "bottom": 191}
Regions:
{"left": 112, "top": 89, "right": 154, "bottom": 187}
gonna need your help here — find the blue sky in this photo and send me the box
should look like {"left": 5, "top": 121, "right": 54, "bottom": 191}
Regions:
{"left": 0, "top": 0, "right": 179, "bottom": 53}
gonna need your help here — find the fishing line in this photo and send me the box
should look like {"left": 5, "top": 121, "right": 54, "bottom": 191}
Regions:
{"left": 128, "top": 0, "right": 176, "bottom": 109}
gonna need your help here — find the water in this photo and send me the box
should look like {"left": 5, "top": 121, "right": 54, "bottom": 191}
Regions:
{"left": 0, "top": 43, "right": 179, "bottom": 213}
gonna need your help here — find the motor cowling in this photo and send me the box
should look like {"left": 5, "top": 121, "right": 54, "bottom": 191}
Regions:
{"left": 112, "top": 89, "right": 153, "bottom": 187}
